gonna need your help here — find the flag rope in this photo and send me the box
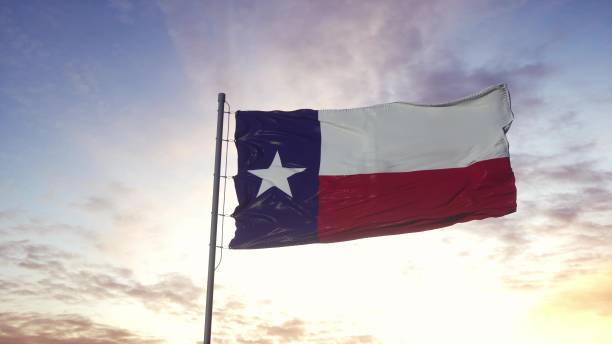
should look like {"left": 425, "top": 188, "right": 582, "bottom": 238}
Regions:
{"left": 215, "top": 104, "right": 234, "bottom": 268}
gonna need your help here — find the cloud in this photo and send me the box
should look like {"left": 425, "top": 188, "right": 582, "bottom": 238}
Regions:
{"left": 160, "top": 0, "right": 559, "bottom": 118}
{"left": 532, "top": 161, "right": 612, "bottom": 185}
{"left": 74, "top": 182, "right": 135, "bottom": 215}
{"left": 64, "top": 62, "right": 100, "bottom": 96}
{"left": 0, "top": 240, "right": 73, "bottom": 273}
{"left": 338, "top": 335, "right": 379, "bottom": 344}
{"left": 260, "top": 318, "right": 305, "bottom": 341}
{"left": 0, "top": 240, "right": 203, "bottom": 317}
{"left": 78, "top": 196, "right": 115, "bottom": 213}
{"left": 454, "top": 138, "right": 612, "bottom": 292}
{"left": 0, "top": 6, "right": 46, "bottom": 64}
{"left": 511, "top": 143, "right": 612, "bottom": 201}
{"left": 209, "top": 304, "right": 382, "bottom": 344}
{"left": 550, "top": 111, "right": 583, "bottom": 130}
{"left": 161, "top": 0, "right": 487, "bottom": 108}
{"left": 538, "top": 270, "right": 612, "bottom": 317}
{"left": 107, "top": 0, "right": 135, "bottom": 24}
{"left": 3, "top": 219, "right": 95, "bottom": 241}
{"left": 0, "top": 312, "right": 162, "bottom": 344}
{"left": 471, "top": 193, "right": 612, "bottom": 291}
{"left": 406, "top": 56, "right": 554, "bottom": 104}
{"left": 0, "top": 209, "right": 19, "bottom": 222}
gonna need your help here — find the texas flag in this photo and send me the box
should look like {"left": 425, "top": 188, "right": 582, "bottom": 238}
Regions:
{"left": 229, "top": 84, "right": 516, "bottom": 249}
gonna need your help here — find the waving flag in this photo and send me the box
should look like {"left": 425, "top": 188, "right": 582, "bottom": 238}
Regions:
{"left": 229, "top": 84, "right": 516, "bottom": 249}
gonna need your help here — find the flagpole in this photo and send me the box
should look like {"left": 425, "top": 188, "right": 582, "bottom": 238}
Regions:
{"left": 204, "top": 92, "right": 226, "bottom": 344}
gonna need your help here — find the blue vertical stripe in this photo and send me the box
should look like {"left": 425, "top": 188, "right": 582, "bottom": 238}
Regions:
{"left": 230, "top": 109, "right": 321, "bottom": 249}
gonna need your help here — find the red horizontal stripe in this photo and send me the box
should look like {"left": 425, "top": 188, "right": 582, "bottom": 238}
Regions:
{"left": 317, "top": 157, "right": 516, "bottom": 243}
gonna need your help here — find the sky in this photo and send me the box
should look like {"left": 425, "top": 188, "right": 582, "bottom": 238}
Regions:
{"left": 1, "top": 0, "right": 612, "bottom": 343}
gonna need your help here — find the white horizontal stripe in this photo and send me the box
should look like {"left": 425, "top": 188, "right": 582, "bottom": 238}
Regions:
{"left": 319, "top": 84, "right": 513, "bottom": 175}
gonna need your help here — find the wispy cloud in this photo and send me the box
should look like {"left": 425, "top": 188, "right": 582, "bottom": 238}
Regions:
{"left": 408, "top": 60, "right": 554, "bottom": 104}
{"left": 107, "top": 0, "right": 134, "bottom": 24}
{"left": 260, "top": 318, "right": 305, "bottom": 341}
{"left": 0, "top": 209, "right": 19, "bottom": 222}
{"left": 161, "top": 0, "right": 483, "bottom": 108}
{"left": 537, "top": 269, "right": 612, "bottom": 317}
{"left": 211, "top": 310, "right": 382, "bottom": 344}
{"left": 449, "top": 137, "right": 612, "bottom": 292}
{"left": 0, "top": 240, "right": 203, "bottom": 317}
{"left": 0, "top": 312, "right": 163, "bottom": 344}
{"left": 2, "top": 219, "right": 95, "bottom": 241}
{"left": 78, "top": 196, "right": 115, "bottom": 213}
{"left": 161, "top": 0, "right": 558, "bottom": 112}
{"left": 64, "top": 62, "right": 100, "bottom": 96}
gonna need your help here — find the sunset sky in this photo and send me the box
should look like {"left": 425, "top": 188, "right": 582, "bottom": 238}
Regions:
{"left": 1, "top": 0, "right": 612, "bottom": 343}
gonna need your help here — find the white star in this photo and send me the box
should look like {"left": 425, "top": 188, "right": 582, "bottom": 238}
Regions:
{"left": 248, "top": 150, "right": 306, "bottom": 198}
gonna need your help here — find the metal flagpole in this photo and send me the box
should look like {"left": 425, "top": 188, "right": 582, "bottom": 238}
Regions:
{"left": 204, "top": 92, "right": 226, "bottom": 344}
